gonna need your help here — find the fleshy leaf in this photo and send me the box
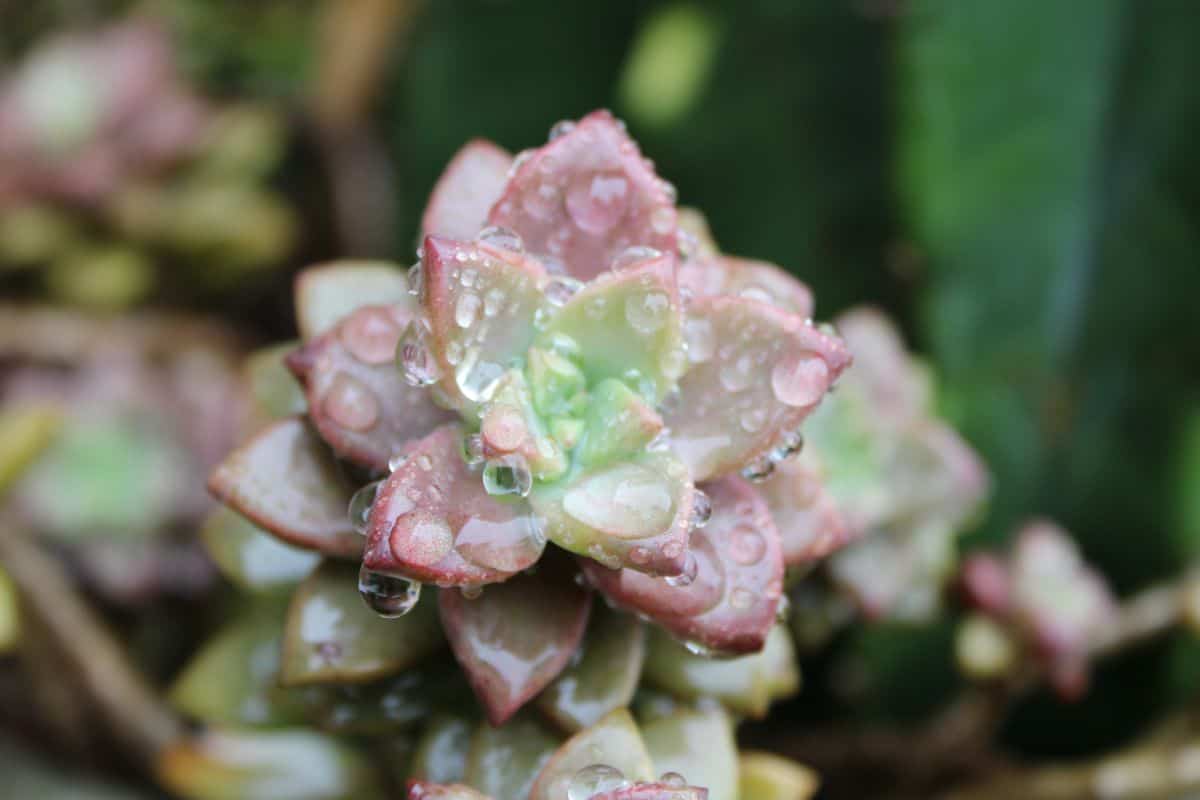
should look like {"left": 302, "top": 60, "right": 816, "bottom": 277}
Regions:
{"left": 288, "top": 304, "right": 454, "bottom": 471}
{"left": 479, "top": 369, "right": 567, "bottom": 481}
{"left": 758, "top": 459, "right": 854, "bottom": 567}
{"left": 158, "top": 728, "right": 386, "bottom": 800}
{"left": 299, "top": 660, "right": 470, "bottom": 736}
{"left": 574, "top": 379, "right": 665, "bottom": 469}
{"left": 536, "top": 605, "right": 647, "bottom": 732}
{"left": 537, "top": 254, "right": 684, "bottom": 404}
{"left": 641, "top": 707, "right": 738, "bottom": 800}
{"left": 737, "top": 753, "right": 820, "bottom": 800}
{"left": 200, "top": 507, "right": 321, "bottom": 592}
{"left": 835, "top": 307, "right": 932, "bottom": 426}
{"left": 410, "top": 715, "right": 474, "bottom": 785}
{"left": 421, "top": 139, "right": 513, "bottom": 240}
{"left": 244, "top": 342, "right": 306, "bottom": 420}
{"left": 421, "top": 235, "right": 547, "bottom": 409}
{"left": 532, "top": 451, "right": 694, "bottom": 576}
{"left": 294, "top": 261, "right": 410, "bottom": 341}
{"left": 582, "top": 476, "right": 784, "bottom": 653}
{"left": 280, "top": 561, "right": 443, "bottom": 686}
{"left": 207, "top": 417, "right": 361, "bottom": 558}
{"left": 406, "top": 782, "right": 493, "bottom": 800}
{"left": 167, "top": 598, "right": 308, "bottom": 728}
{"left": 463, "top": 714, "right": 560, "bottom": 800}
{"left": 592, "top": 786, "right": 707, "bottom": 800}
{"left": 680, "top": 255, "right": 814, "bottom": 318}
{"left": 363, "top": 425, "right": 546, "bottom": 585}
{"left": 439, "top": 566, "right": 591, "bottom": 726}
{"left": 642, "top": 625, "right": 798, "bottom": 718}
{"left": 528, "top": 708, "right": 655, "bottom": 800}
{"left": 487, "top": 109, "right": 677, "bottom": 281}
{"left": 666, "top": 295, "right": 850, "bottom": 481}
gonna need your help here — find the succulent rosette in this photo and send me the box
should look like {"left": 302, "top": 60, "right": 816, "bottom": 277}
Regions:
{"left": 957, "top": 519, "right": 1116, "bottom": 698}
{"left": 189, "top": 111, "right": 839, "bottom": 799}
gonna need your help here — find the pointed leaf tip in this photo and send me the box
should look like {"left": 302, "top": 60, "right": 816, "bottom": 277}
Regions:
{"left": 363, "top": 425, "right": 546, "bottom": 586}
{"left": 422, "top": 138, "right": 513, "bottom": 241}
{"left": 488, "top": 109, "right": 678, "bottom": 281}
{"left": 440, "top": 566, "right": 591, "bottom": 726}
{"left": 294, "top": 261, "right": 411, "bottom": 341}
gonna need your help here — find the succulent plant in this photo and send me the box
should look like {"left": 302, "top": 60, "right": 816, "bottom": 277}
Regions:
{"left": 957, "top": 519, "right": 1116, "bottom": 698}
{"left": 183, "top": 110, "right": 858, "bottom": 798}
{"left": 0, "top": 18, "right": 295, "bottom": 308}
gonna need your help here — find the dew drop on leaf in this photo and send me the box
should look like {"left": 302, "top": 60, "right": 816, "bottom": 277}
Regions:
{"left": 357, "top": 565, "right": 421, "bottom": 617}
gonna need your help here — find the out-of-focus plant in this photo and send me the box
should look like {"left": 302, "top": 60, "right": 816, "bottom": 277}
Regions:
{"left": 0, "top": 18, "right": 295, "bottom": 309}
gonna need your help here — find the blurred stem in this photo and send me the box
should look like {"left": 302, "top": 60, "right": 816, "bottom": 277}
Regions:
{"left": 309, "top": 0, "right": 423, "bottom": 257}
{"left": 0, "top": 521, "right": 184, "bottom": 770}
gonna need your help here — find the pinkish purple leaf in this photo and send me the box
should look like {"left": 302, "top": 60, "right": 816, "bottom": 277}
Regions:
{"left": 667, "top": 295, "right": 851, "bottom": 481}
{"left": 592, "top": 785, "right": 708, "bottom": 800}
{"left": 582, "top": 477, "right": 785, "bottom": 654}
{"left": 421, "top": 139, "right": 513, "bottom": 241}
{"left": 680, "top": 255, "right": 814, "bottom": 318}
{"left": 758, "top": 459, "right": 855, "bottom": 567}
{"left": 287, "top": 304, "right": 454, "bottom": 472}
{"left": 363, "top": 425, "right": 546, "bottom": 586}
{"left": 537, "top": 253, "right": 684, "bottom": 404}
{"left": 293, "top": 261, "right": 411, "bottom": 341}
{"left": 487, "top": 110, "right": 677, "bottom": 281}
{"left": 439, "top": 566, "right": 591, "bottom": 726}
{"left": 207, "top": 417, "right": 361, "bottom": 558}
{"left": 421, "top": 234, "right": 547, "bottom": 409}
{"left": 531, "top": 452, "right": 695, "bottom": 576}
{"left": 833, "top": 307, "right": 932, "bottom": 425}
{"left": 529, "top": 708, "right": 654, "bottom": 800}
{"left": 407, "top": 781, "right": 494, "bottom": 800}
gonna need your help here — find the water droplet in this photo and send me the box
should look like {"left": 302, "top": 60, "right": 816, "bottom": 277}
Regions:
{"left": 729, "top": 526, "right": 766, "bottom": 565}
{"left": 445, "top": 340, "right": 464, "bottom": 365}
{"left": 460, "top": 583, "right": 484, "bottom": 600}
{"left": 340, "top": 307, "right": 401, "bottom": 364}
{"left": 665, "top": 551, "right": 698, "bottom": 587}
{"left": 611, "top": 245, "right": 662, "bottom": 271}
{"left": 455, "top": 292, "right": 482, "bottom": 328}
{"left": 388, "top": 453, "right": 408, "bottom": 472}
{"left": 416, "top": 454, "right": 433, "bottom": 471}
{"left": 691, "top": 489, "right": 712, "bottom": 529}
{"left": 684, "top": 318, "right": 715, "bottom": 363}
{"left": 771, "top": 352, "right": 829, "bottom": 407}
{"left": 677, "top": 230, "right": 698, "bottom": 261}
{"left": 730, "top": 586, "right": 755, "bottom": 610}
{"left": 457, "top": 357, "right": 505, "bottom": 403}
{"left": 483, "top": 286, "right": 506, "bottom": 317}
{"left": 770, "top": 428, "right": 805, "bottom": 462}
{"left": 739, "top": 284, "right": 774, "bottom": 304}
{"left": 358, "top": 566, "right": 421, "bottom": 617}
{"left": 568, "top": 764, "right": 629, "bottom": 800}
{"left": 408, "top": 517, "right": 454, "bottom": 565}
{"left": 660, "top": 180, "right": 678, "bottom": 205}
{"left": 348, "top": 480, "right": 381, "bottom": 533}
{"left": 741, "top": 454, "right": 775, "bottom": 483}
{"left": 322, "top": 372, "right": 379, "bottom": 431}
{"left": 651, "top": 206, "right": 675, "bottom": 235}
{"left": 741, "top": 407, "right": 768, "bottom": 433}
{"left": 483, "top": 454, "right": 533, "bottom": 497}
{"left": 625, "top": 291, "right": 670, "bottom": 334}
{"left": 566, "top": 170, "right": 629, "bottom": 235}
{"left": 775, "top": 593, "right": 792, "bottom": 623}
{"left": 660, "top": 771, "right": 687, "bottom": 788}
{"left": 397, "top": 319, "right": 441, "bottom": 386}
{"left": 407, "top": 261, "right": 423, "bottom": 296}
{"left": 544, "top": 276, "right": 583, "bottom": 306}
{"left": 683, "top": 639, "right": 714, "bottom": 657}
{"left": 462, "top": 433, "right": 485, "bottom": 466}
{"left": 585, "top": 296, "right": 608, "bottom": 319}
{"left": 508, "top": 148, "right": 534, "bottom": 178}
{"left": 719, "top": 353, "right": 755, "bottom": 392}
{"left": 477, "top": 225, "right": 524, "bottom": 253}
{"left": 548, "top": 119, "right": 576, "bottom": 140}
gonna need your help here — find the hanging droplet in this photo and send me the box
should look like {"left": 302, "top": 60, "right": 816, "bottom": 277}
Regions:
{"left": 476, "top": 225, "right": 524, "bottom": 253}
{"left": 548, "top": 119, "right": 577, "bottom": 141}
{"left": 462, "top": 432, "right": 485, "bottom": 467}
{"left": 610, "top": 245, "right": 662, "bottom": 271}
{"left": 407, "top": 260, "right": 423, "bottom": 296}
{"left": 741, "top": 454, "right": 775, "bottom": 483}
{"left": 388, "top": 453, "right": 408, "bottom": 472}
{"left": 775, "top": 593, "right": 792, "bottom": 623}
{"left": 770, "top": 428, "right": 805, "bottom": 462}
{"left": 660, "top": 771, "right": 687, "bottom": 788}
{"left": 483, "top": 454, "right": 533, "bottom": 497}
{"left": 358, "top": 565, "right": 421, "bottom": 618}
{"left": 460, "top": 583, "right": 484, "bottom": 600}
{"left": 348, "top": 480, "right": 381, "bottom": 533}
{"left": 567, "top": 764, "right": 629, "bottom": 800}
{"left": 690, "top": 489, "right": 712, "bottom": 529}
{"left": 544, "top": 276, "right": 583, "bottom": 307}
{"left": 665, "top": 550, "right": 698, "bottom": 587}
{"left": 396, "top": 319, "right": 441, "bottom": 386}
{"left": 682, "top": 639, "right": 715, "bottom": 657}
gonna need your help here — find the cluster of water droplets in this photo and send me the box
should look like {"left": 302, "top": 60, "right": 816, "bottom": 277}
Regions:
{"left": 659, "top": 489, "right": 711, "bottom": 589}
{"left": 740, "top": 426, "right": 806, "bottom": 484}
{"left": 568, "top": 764, "right": 693, "bottom": 800}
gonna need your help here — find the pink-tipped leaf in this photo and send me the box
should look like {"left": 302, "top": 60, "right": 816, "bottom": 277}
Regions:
{"left": 294, "top": 261, "right": 410, "bottom": 341}
{"left": 422, "top": 139, "right": 513, "bottom": 240}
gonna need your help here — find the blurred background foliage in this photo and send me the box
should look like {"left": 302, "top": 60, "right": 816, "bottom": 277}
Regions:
{"left": 3, "top": 0, "right": 1200, "bottom": 785}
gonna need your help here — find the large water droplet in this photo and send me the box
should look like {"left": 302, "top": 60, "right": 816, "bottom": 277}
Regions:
{"left": 684, "top": 318, "right": 715, "bottom": 363}
{"left": 665, "top": 550, "right": 698, "bottom": 587}
{"left": 566, "top": 170, "right": 629, "bottom": 235}
{"left": 568, "top": 764, "right": 629, "bottom": 800}
{"left": 483, "top": 454, "right": 533, "bottom": 497}
{"left": 477, "top": 225, "right": 524, "bottom": 253}
{"left": 358, "top": 566, "right": 421, "bottom": 617}
{"left": 397, "top": 319, "right": 441, "bottom": 386}
{"left": 323, "top": 372, "right": 380, "bottom": 432}
{"left": 563, "top": 462, "right": 675, "bottom": 539}
{"left": 457, "top": 358, "right": 505, "bottom": 402}
{"left": 456, "top": 508, "right": 546, "bottom": 571}
{"left": 771, "top": 352, "right": 829, "bottom": 407}
{"left": 408, "top": 517, "right": 454, "bottom": 565}
{"left": 611, "top": 245, "right": 662, "bottom": 271}
{"left": 340, "top": 307, "right": 401, "bottom": 364}
{"left": 625, "top": 291, "right": 670, "bottom": 334}
{"left": 348, "top": 480, "right": 381, "bottom": 533}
